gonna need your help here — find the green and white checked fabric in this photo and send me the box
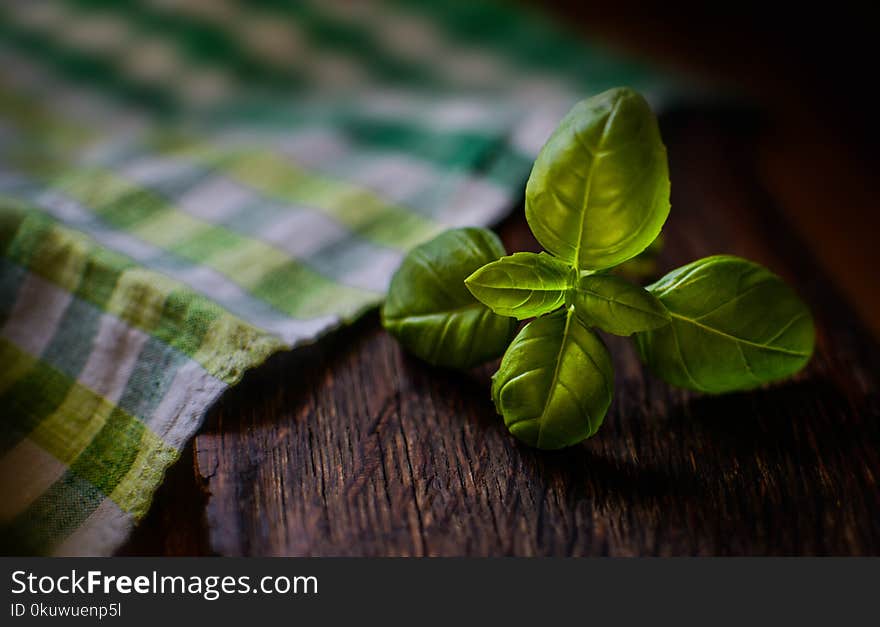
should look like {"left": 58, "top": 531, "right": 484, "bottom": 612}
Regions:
{"left": 0, "top": 0, "right": 678, "bottom": 555}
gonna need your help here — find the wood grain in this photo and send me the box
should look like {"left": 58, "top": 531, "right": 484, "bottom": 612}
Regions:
{"left": 121, "top": 112, "right": 880, "bottom": 556}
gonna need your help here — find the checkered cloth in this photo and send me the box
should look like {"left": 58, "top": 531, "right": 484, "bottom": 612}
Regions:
{"left": 0, "top": 0, "right": 677, "bottom": 555}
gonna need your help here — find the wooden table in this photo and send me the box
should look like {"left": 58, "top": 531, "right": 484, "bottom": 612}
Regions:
{"left": 120, "top": 109, "right": 880, "bottom": 556}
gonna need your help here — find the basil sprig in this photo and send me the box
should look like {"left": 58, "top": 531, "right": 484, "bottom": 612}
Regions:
{"left": 383, "top": 87, "right": 814, "bottom": 449}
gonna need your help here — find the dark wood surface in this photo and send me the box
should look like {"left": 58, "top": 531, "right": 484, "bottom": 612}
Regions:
{"left": 120, "top": 112, "right": 880, "bottom": 556}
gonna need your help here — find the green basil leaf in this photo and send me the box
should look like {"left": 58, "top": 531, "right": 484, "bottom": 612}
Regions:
{"left": 634, "top": 255, "right": 815, "bottom": 393}
{"left": 491, "top": 308, "right": 614, "bottom": 449}
{"left": 464, "top": 252, "right": 570, "bottom": 319}
{"left": 571, "top": 274, "right": 670, "bottom": 336}
{"left": 525, "top": 87, "right": 670, "bottom": 271}
{"left": 382, "top": 227, "right": 517, "bottom": 369}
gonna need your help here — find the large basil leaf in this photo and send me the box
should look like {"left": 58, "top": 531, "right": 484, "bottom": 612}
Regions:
{"left": 571, "top": 274, "right": 669, "bottom": 336}
{"left": 525, "top": 87, "right": 670, "bottom": 271}
{"left": 382, "top": 228, "right": 517, "bottom": 369}
{"left": 491, "top": 308, "right": 614, "bottom": 449}
{"left": 465, "top": 252, "right": 570, "bottom": 319}
{"left": 634, "top": 255, "right": 815, "bottom": 393}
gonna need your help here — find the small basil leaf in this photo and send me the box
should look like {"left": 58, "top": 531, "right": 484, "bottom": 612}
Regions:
{"left": 491, "top": 308, "right": 614, "bottom": 449}
{"left": 382, "top": 227, "right": 517, "bottom": 369}
{"left": 464, "top": 252, "right": 570, "bottom": 319}
{"left": 571, "top": 274, "right": 670, "bottom": 336}
{"left": 525, "top": 87, "right": 670, "bottom": 271}
{"left": 634, "top": 255, "right": 815, "bottom": 393}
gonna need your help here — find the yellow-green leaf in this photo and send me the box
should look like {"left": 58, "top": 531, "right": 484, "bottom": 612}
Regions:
{"left": 571, "top": 274, "right": 669, "bottom": 336}
{"left": 492, "top": 308, "right": 613, "bottom": 449}
{"left": 525, "top": 87, "right": 670, "bottom": 271}
{"left": 465, "top": 252, "right": 569, "bottom": 319}
{"left": 635, "top": 255, "right": 815, "bottom": 393}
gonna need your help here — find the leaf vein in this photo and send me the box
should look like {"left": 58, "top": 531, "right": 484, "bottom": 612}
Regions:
{"left": 669, "top": 312, "right": 811, "bottom": 357}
